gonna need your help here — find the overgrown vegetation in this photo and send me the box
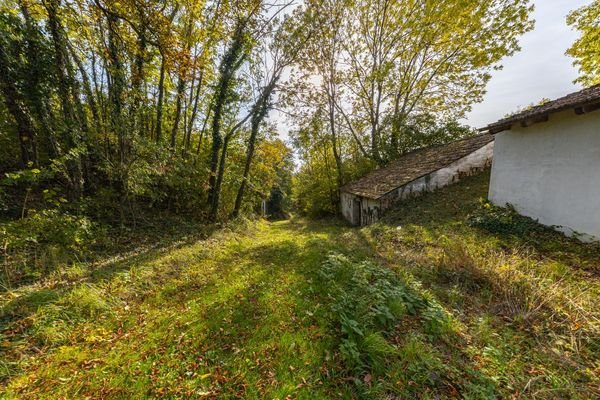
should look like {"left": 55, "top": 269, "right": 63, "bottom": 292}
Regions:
{"left": 364, "top": 171, "right": 600, "bottom": 398}
{"left": 468, "top": 201, "right": 554, "bottom": 236}
{"left": 315, "top": 254, "right": 497, "bottom": 398}
{"left": 2, "top": 171, "right": 598, "bottom": 398}
{"left": 318, "top": 253, "right": 448, "bottom": 371}
{"left": 1, "top": 0, "right": 598, "bottom": 397}
{"left": 1, "top": 209, "right": 94, "bottom": 286}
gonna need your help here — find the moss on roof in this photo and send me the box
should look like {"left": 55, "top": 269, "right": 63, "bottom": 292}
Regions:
{"left": 341, "top": 134, "right": 494, "bottom": 199}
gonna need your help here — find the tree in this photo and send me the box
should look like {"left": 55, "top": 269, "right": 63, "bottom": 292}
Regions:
{"left": 206, "top": 19, "right": 253, "bottom": 222}
{"left": 207, "top": 0, "right": 296, "bottom": 222}
{"left": 287, "top": 0, "right": 533, "bottom": 216}
{"left": 0, "top": 26, "right": 38, "bottom": 167}
{"left": 567, "top": 0, "right": 600, "bottom": 87}
{"left": 291, "top": 0, "right": 534, "bottom": 166}
{"left": 339, "top": 0, "right": 534, "bottom": 164}
{"left": 232, "top": 9, "right": 308, "bottom": 217}
{"left": 0, "top": 0, "right": 308, "bottom": 225}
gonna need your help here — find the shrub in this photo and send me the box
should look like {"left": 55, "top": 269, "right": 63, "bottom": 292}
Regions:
{"left": 0, "top": 209, "right": 95, "bottom": 286}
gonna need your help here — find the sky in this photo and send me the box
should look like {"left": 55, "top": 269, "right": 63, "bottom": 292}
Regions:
{"left": 465, "top": 0, "right": 590, "bottom": 128}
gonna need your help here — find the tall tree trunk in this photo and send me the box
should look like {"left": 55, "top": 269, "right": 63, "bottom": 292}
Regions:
{"left": 154, "top": 6, "right": 178, "bottom": 144}
{"left": 131, "top": 26, "right": 147, "bottom": 137}
{"left": 171, "top": 19, "right": 194, "bottom": 151}
{"left": 106, "top": 12, "right": 128, "bottom": 225}
{"left": 170, "top": 75, "right": 186, "bottom": 149}
{"left": 46, "top": 0, "right": 76, "bottom": 135}
{"left": 0, "top": 46, "right": 37, "bottom": 167}
{"left": 232, "top": 117, "right": 259, "bottom": 217}
{"left": 232, "top": 81, "right": 277, "bottom": 217}
{"left": 327, "top": 95, "right": 343, "bottom": 189}
{"left": 185, "top": 70, "right": 203, "bottom": 155}
{"left": 213, "top": 132, "right": 231, "bottom": 217}
{"left": 207, "top": 99, "right": 224, "bottom": 221}
{"left": 46, "top": 0, "right": 83, "bottom": 195}
{"left": 18, "top": 1, "right": 53, "bottom": 161}
{"left": 69, "top": 43, "right": 100, "bottom": 135}
{"left": 194, "top": 106, "right": 211, "bottom": 163}
{"left": 155, "top": 54, "right": 166, "bottom": 144}
{"left": 207, "top": 23, "right": 248, "bottom": 222}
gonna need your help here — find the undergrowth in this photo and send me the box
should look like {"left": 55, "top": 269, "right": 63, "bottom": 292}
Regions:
{"left": 1, "top": 170, "right": 598, "bottom": 399}
{"left": 365, "top": 170, "right": 600, "bottom": 399}
{"left": 0, "top": 210, "right": 96, "bottom": 288}
{"left": 318, "top": 253, "right": 446, "bottom": 371}
{"left": 317, "top": 253, "right": 496, "bottom": 398}
{"left": 467, "top": 200, "right": 548, "bottom": 236}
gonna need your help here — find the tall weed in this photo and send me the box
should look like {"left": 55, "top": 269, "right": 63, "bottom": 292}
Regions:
{"left": 318, "top": 253, "right": 451, "bottom": 372}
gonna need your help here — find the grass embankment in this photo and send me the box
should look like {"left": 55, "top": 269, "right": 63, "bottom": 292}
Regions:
{"left": 1, "top": 171, "right": 599, "bottom": 399}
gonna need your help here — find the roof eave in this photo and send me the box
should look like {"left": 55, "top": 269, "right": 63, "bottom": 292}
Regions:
{"left": 481, "top": 99, "right": 600, "bottom": 135}
{"left": 340, "top": 190, "right": 382, "bottom": 200}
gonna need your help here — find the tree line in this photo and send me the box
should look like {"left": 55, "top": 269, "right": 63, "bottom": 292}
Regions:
{"left": 287, "top": 0, "right": 535, "bottom": 215}
{"left": 0, "top": 0, "right": 299, "bottom": 224}
{"left": 1, "top": 0, "right": 596, "bottom": 222}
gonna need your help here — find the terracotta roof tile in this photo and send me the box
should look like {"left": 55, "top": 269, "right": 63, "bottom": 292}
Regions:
{"left": 341, "top": 134, "right": 494, "bottom": 199}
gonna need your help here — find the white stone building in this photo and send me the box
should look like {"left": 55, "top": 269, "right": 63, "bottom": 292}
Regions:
{"left": 340, "top": 134, "right": 494, "bottom": 226}
{"left": 484, "top": 84, "right": 600, "bottom": 242}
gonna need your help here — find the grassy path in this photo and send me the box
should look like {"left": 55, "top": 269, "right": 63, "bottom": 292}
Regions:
{"left": 2, "top": 219, "right": 375, "bottom": 398}
{"left": 2, "top": 172, "right": 599, "bottom": 399}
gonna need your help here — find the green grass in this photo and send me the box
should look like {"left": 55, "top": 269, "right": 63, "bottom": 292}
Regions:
{"left": 1, "top": 170, "right": 599, "bottom": 398}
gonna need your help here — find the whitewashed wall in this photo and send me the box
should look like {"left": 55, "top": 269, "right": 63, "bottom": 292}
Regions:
{"left": 340, "top": 192, "right": 381, "bottom": 226}
{"left": 380, "top": 141, "right": 494, "bottom": 209}
{"left": 489, "top": 109, "right": 600, "bottom": 242}
{"left": 341, "top": 140, "right": 494, "bottom": 226}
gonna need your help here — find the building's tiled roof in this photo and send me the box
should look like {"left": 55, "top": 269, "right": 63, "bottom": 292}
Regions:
{"left": 341, "top": 134, "right": 494, "bottom": 199}
{"left": 484, "top": 84, "right": 600, "bottom": 134}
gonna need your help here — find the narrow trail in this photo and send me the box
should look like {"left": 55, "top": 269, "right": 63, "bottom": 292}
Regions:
{"left": 3, "top": 219, "right": 372, "bottom": 399}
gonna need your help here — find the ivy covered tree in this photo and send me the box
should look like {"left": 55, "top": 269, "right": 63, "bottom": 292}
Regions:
{"left": 0, "top": 0, "right": 302, "bottom": 224}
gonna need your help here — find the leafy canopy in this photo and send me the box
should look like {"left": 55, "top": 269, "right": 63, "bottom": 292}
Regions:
{"left": 567, "top": 0, "right": 600, "bottom": 87}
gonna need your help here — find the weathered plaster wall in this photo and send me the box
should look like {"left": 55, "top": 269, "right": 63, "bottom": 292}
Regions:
{"left": 359, "top": 197, "right": 381, "bottom": 226}
{"left": 489, "top": 109, "right": 600, "bottom": 242}
{"left": 340, "top": 192, "right": 357, "bottom": 225}
{"left": 380, "top": 141, "right": 494, "bottom": 209}
{"left": 340, "top": 192, "right": 381, "bottom": 226}
{"left": 341, "top": 140, "right": 494, "bottom": 226}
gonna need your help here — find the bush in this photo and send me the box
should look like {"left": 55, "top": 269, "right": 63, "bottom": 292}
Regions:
{"left": 0, "top": 209, "right": 95, "bottom": 286}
